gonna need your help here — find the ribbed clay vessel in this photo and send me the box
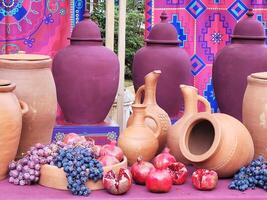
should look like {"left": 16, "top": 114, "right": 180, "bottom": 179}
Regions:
{"left": 118, "top": 104, "right": 160, "bottom": 166}
{"left": 167, "top": 85, "right": 211, "bottom": 163}
{"left": 0, "top": 80, "right": 28, "bottom": 180}
{"left": 213, "top": 9, "right": 267, "bottom": 121}
{"left": 243, "top": 72, "right": 267, "bottom": 158}
{"left": 52, "top": 10, "right": 119, "bottom": 124}
{"left": 177, "top": 86, "right": 254, "bottom": 177}
{"left": 127, "top": 70, "right": 170, "bottom": 153}
{"left": 0, "top": 52, "right": 57, "bottom": 158}
{"left": 133, "top": 12, "right": 193, "bottom": 119}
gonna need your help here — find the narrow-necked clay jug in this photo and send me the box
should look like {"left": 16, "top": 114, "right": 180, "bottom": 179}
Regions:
{"left": 176, "top": 86, "right": 254, "bottom": 177}
{"left": 243, "top": 72, "right": 267, "bottom": 158}
{"left": 167, "top": 85, "right": 211, "bottom": 163}
{"left": 118, "top": 104, "right": 160, "bottom": 166}
{"left": 0, "top": 80, "right": 28, "bottom": 180}
{"left": 0, "top": 52, "right": 57, "bottom": 158}
{"left": 127, "top": 70, "right": 171, "bottom": 153}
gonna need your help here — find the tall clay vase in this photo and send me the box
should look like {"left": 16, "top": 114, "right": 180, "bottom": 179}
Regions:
{"left": 133, "top": 12, "right": 193, "bottom": 119}
{"left": 213, "top": 9, "right": 267, "bottom": 121}
{"left": 52, "top": 10, "right": 119, "bottom": 124}
{"left": 176, "top": 86, "right": 254, "bottom": 178}
{"left": 127, "top": 70, "right": 171, "bottom": 153}
{"left": 243, "top": 72, "right": 267, "bottom": 158}
{"left": 0, "top": 80, "right": 28, "bottom": 180}
{"left": 118, "top": 104, "right": 160, "bottom": 166}
{"left": 0, "top": 52, "right": 57, "bottom": 158}
{"left": 167, "top": 85, "right": 211, "bottom": 163}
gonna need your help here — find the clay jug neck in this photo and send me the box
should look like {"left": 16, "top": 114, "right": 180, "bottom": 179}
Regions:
{"left": 231, "top": 38, "right": 265, "bottom": 45}
{"left": 180, "top": 85, "right": 199, "bottom": 117}
{"left": 130, "top": 104, "right": 147, "bottom": 126}
{"left": 143, "top": 70, "right": 161, "bottom": 104}
{"left": 70, "top": 40, "right": 103, "bottom": 46}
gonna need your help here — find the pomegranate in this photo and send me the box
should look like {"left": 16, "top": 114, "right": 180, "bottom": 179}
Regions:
{"left": 146, "top": 168, "right": 172, "bottom": 193}
{"left": 98, "top": 155, "right": 120, "bottom": 167}
{"left": 93, "top": 145, "right": 102, "bottom": 158}
{"left": 153, "top": 147, "right": 176, "bottom": 169}
{"left": 192, "top": 169, "right": 218, "bottom": 190}
{"left": 100, "top": 140, "right": 124, "bottom": 161}
{"left": 168, "top": 162, "right": 188, "bottom": 185}
{"left": 63, "top": 133, "right": 86, "bottom": 145}
{"left": 131, "top": 157, "right": 155, "bottom": 185}
{"left": 103, "top": 168, "right": 132, "bottom": 195}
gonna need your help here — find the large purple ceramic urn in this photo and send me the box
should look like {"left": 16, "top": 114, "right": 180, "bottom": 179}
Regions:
{"left": 213, "top": 9, "right": 267, "bottom": 121}
{"left": 133, "top": 12, "right": 193, "bottom": 119}
{"left": 52, "top": 11, "right": 119, "bottom": 124}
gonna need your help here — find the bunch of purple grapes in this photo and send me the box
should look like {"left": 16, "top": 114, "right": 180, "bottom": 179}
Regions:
{"left": 8, "top": 142, "right": 65, "bottom": 185}
{"left": 229, "top": 156, "right": 267, "bottom": 191}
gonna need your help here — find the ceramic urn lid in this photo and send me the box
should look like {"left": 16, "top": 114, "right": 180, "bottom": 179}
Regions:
{"left": 232, "top": 8, "right": 266, "bottom": 40}
{"left": 145, "top": 11, "right": 180, "bottom": 44}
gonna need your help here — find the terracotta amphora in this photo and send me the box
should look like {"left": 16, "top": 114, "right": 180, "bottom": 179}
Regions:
{"left": 0, "top": 80, "right": 28, "bottom": 180}
{"left": 118, "top": 104, "right": 160, "bottom": 166}
{"left": 167, "top": 85, "right": 211, "bottom": 163}
{"left": 127, "top": 70, "right": 171, "bottom": 153}
{"left": 243, "top": 72, "right": 267, "bottom": 158}
{"left": 176, "top": 86, "right": 254, "bottom": 177}
{"left": 0, "top": 52, "right": 57, "bottom": 158}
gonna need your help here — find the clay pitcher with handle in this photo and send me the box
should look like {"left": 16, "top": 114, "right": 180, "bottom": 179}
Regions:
{"left": 0, "top": 80, "right": 28, "bottom": 180}
{"left": 167, "top": 85, "right": 211, "bottom": 163}
{"left": 119, "top": 104, "right": 161, "bottom": 166}
{"left": 127, "top": 70, "right": 171, "bottom": 153}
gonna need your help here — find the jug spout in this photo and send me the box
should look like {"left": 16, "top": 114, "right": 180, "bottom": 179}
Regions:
{"left": 180, "top": 84, "right": 211, "bottom": 117}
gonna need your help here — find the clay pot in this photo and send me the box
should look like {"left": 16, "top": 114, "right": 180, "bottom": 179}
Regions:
{"left": 39, "top": 156, "right": 127, "bottom": 190}
{"left": 133, "top": 12, "right": 193, "bottom": 119}
{"left": 167, "top": 85, "right": 211, "bottom": 163}
{"left": 52, "top": 10, "right": 119, "bottom": 124}
{"left": 0, "top": 80, "right": 28, "bottom": 180}
{"left": 0, "top": 52, "right": 57, "bottom": 158}
{"left": 213, "top": 9, "right": 267, "bottom": 121}
{"left": 243, "top": 72, "right": 267, "bottom": 158}
{"left": 118, "top": 104, "right": 160, "bottom": 166}
{"left": 175, "top": 86, "right": 254, "bottom": 178}
{"left": 128, "top": 70, "right": 171, "bottom": 153}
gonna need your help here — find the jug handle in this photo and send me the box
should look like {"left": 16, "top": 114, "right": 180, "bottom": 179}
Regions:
{"left": 197, "top": 95, "right": 211, "bottom": 113}
{"left": 144, "top": 114, "right": 161, "bottom": 139}
{"left": 135, "top": 85, "right": 145, "bottom": 104}
{"left": 19, "top": 100, "right": 29, "bottom": 115}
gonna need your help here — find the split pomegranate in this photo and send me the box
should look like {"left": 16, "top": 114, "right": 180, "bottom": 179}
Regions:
{"left": 153, "top": 147, "right": 176, "bottom": 169}
{"left": 62, "top": 133, "right": 86, "bottom": 145}
{"left": 168, "top": 162, "right": 188, "bottom": 185}
{"left": 192, "top": 169, "right": 218, "bottom": 190}
{"left": 98, "top": 155, "right": 120, "bottom": 167}
{"left": 146, "top": 168, "right": 172, "bottom": 193}
{"left": 103, "top": 168, "right": 132, "bottom": 195}
{"left": 131, "top": 157, "right": 155, "bottom": 185}
{"left": 100, "top": 140, "right": 124, "bottom": 161}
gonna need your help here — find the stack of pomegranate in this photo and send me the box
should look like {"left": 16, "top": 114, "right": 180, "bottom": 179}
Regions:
{"left": 131, "top": 148, "right": 218, "bottom": 192}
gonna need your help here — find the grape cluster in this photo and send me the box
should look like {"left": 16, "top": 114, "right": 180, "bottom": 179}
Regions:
{"left": 54, "top": 146, "right": 103, "bottom": 196}
{"left": 229, "top": 156, "right": 267, "bottom": 191}
{"left": 8, "top": 142, "right": 63, "bottom": 185}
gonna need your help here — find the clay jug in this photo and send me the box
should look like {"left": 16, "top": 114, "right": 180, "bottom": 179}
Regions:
{"left": 0, "top": 52, "right": 57, "bottom": 158}
{"left": 167, "top": 85, "right": 211, "bottom": 163}
{"left": 176, "top": 86, "right": 254, "bottom": 178}
{"left": 243, "top": 72, "right": 267, "bottom": 158}
{"left": 133, "top": 12, "right": 193, "bottom": 119}
{"left": 118, "top": 104, "right": 160, "bottom": 166}
{"left": 128, "top": 70, "right": 171, "bottom": 153}
{"left": 213, "top": 9, "right": 267, "bottom": 121}
{"left": 52, "top": 10, "right": 119, "bottom": 124}
{"left": 0, "top": 80, "right": 28, "bottom": 180}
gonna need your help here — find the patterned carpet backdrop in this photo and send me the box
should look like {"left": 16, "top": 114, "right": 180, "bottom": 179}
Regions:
{"left": 145, "top": 0, "right": 267, "bottom": 112}
{"left": 0, "top": 0, "right": 86, "bottom": 57}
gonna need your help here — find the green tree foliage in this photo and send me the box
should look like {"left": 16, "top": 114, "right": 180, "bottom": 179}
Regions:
{"left": 90, "top": 0, "right": 144, "bottom": 79}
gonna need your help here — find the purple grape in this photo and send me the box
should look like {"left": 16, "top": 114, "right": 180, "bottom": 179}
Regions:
{"left": 23, "top": 165, "right": 30, "bottom": 172}
{"left": 9, "top": 161, "right": 16, "bottom": 170}
{"left": 23, "top": 173, "right": 30, "bottom": 180}
{"left": 35, "top": 143, "right": 44, "bottom": 149}
{"left": 34, "top": 177, "right": 39, "bottom": 182}
{"left": 37, "top": 149, "right": 44, "bottom": 156}
{"left": 35, "top": 164, "right": 41, "bottom": 170}
{"left": 29, "top": 169, "right": 35, "bottom": 175}
{"left": 34, "top": 170, "right": 40, "bottom": 176}
{"left": 19, "top": 180, "right": 26, "bottom": 186}
{"left": 29, "top": 175, "right": 35, "bottom": 181}
{"left": 9, "top": 170, "right": 19, "bottom": 178}
{"left": 16, "top": 164, "right": 22, "bottom": 172}
{"left": 28, "top": 161, "right": 35, "bottom": 169}
{"left": 9, "top": 177, "right": 14, "bottom": 183}
{"left": 13, "top": 178, "right": 19, "bottom": 185}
